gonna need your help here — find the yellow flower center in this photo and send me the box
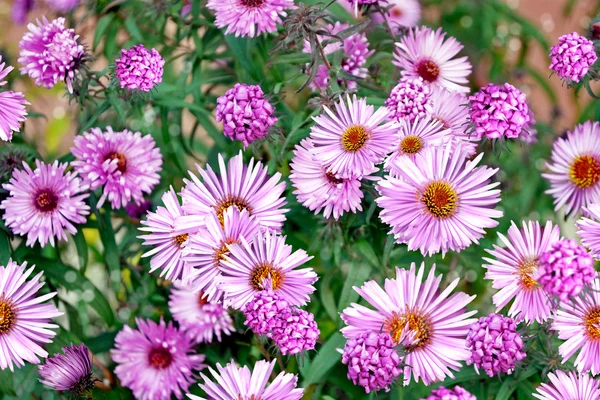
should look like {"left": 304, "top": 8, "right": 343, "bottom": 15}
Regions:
{"left": 342, "top": 125, "right": 369, "bottom": 152}
{"left": 251, "top": 263, "right": 283, "bottom": 291}
{"left": 421, "top": 181, "right": 458, "bottom": 218}
{"left": 517, "top": 258, "right": 538, "bottom": 290}
{"left": 384, "top": 311, "right": 432, "bottom": 351}
{"left": 570, "top": 155, "right": 600, "bottom": 189}
{"left": 585, "top": 307, "right": 600, "bottom": 340}
{"left": 215, "top": 198, "right": 251, "bottom": 227}
{"left": 400, "top": 135, "right": 423, "bottom": 155}
{"left": 173, "top": 234, "right": 188, "bottom": 249}
{"left": 0, "top": 301, "right": 16, "bottom": 334}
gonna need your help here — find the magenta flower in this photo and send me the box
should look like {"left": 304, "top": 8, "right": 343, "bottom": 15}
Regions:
{"left": 483, "top": 221, "right": 561, "bottom": 324}
{"left": 385, "top": 76, "right": 431, "bottom": 123}
{"left": 18, "top": 17, "right": 85, "bottom": 93}
{"left": 191, "top": 359, "right": 303, "bottom": 400}
{"left": 341, "top": 262, "right": 477, "bottom": 385}
{"left": 111, "top": 318, "right": 205, "bottom": 400}
{"left": 519, "top": 107, "right": 538, "bottom": 144}
{"left": 1, "top": 160, "right": 89, "bottom": 247}
{"left": 577, "top": 203, "right": 600, "bottom": 259}
{"left": 533, "top": 370, "right": 600, "bottom": 400}
{"left": 309, "top": 95, "right": 398, "bottom": 178}
{"left": 38, "top": 344, "right": 94, "bottom": 396}
{"left": 376, "top": 142, "right": 502, "bottom": 256}
{"left": 243, "top": 289, "right": 290, "bottom": 336}
{"left": 0, "top": 260, "right": 62, "bottom": 371}
{"left": 168, "top": 284, "right": 234, "bottom": 344}
{"left": 215, "top": 83, "right": 277, "bottom": 147}
{"left": 423, "top": 386, "right": 476, "bottom": 400}
{"left": 46, "top": 0, "right": 80, "bottom": 12}
{"left": 394, "top": 26, "right": 471, "bottom": 93}
{"left": 0, "top": 57, "right": 28, "bottom": 142}
{"left": 341, "top": 331, "right": 401, "bottom": 393}
{"left": 549, "top": 32, "right": 597, "bottom": 83}
{"left": 115, "top": 44, "right": 164, "bottom": 92}
{"left": 11, "top": 0, "right": 34, "bottom": 24}
{"left": 543, "top": 121, "right": 600, "bottom": 218}
{"left": 125, "top": 198, "right": 152, "bottom": 219}
{"left": 272, "top": 308, "right": 319, "bottom": 355}
{"left": 370, "top": 0, "right": 421, "bottom": 31}
{"left": 71, "top": 126, "right": 162, "bottom": 209}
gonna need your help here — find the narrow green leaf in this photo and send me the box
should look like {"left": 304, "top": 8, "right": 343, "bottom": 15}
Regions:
{"left": 72, "top": 230, "right": 89, "bottom": 271}
{"left": 300, "top": 332, "right": 346, "bottom": 386}
{"left": 355, "top": 239, "right": 380, "bottom": 267}
{"left": 319, "top": 271, "right": 339, "bottom": 322}
{"left": 86, "top": 330, "right": 119, "bottom": 354}
{"left": 0, "top": 369, "right": 16, "bottom": 396}
{"left": 0, "top": 230, "right": 10, "bottom": 265}
{"left": 124, "top": 17, "right": 143, "bottom": 42}
{"left": 93, "top": 14, "right": 115, "bottom": 50}
{"left": 338, "top": 262, "right": 373, "bottom": 314}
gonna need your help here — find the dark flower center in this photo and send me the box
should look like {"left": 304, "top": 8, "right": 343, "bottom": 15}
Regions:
{"left": 148, "top": 347, "right": 173, "bottom": 369}
{"left": 570, "top": 155, "right": 600, "bottom": 189}
{"left": 400, "top": 135, "right": 423, "bottom": 154}
{"left": 325, "top": 171, "right": 344, "bottom": 185}
{"left": 0, "top": 301, "right": 16, "bottom": 334}
{"left": 342, "top": 124, "right": 369, "bottom": 152}
{"left": 390, "top": 7, "right": 403, "bottom": 17}
{"left": 240, "top": 0, "right": 264, "bottom": 7}
{"left": 67, "top": 372, "right": 95, "bottom": 396}
{"left": 416, "top": 59, "right": 440, "bottom": 83}
{"left": 35, "top": 190, "right": 59, "bottom": 212}
{"left": 215, "top": 198, "right": 251, "bottom": 227}
{"left": 421, "top": 181, "right": 458, "bottom": 218}
{"left": 251, "top": 263, "right": 283, "bottom": 290}
{"left": 106, "top": 152, "right": 128, "bottom": 173}
{"left": 198, "top": 291, "right": 208, "bottom": 307}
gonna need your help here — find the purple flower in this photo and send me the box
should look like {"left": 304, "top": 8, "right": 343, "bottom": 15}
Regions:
{"left": 423, "top": 386, "right": 476, "bottom": 400}
{"left": 0, "top": 260, "right": 62, "bottom": 371}
{"left": 466, "top": 313, "right": 526, "bottom": 377}
{"left": 71, "top": 126, "right": 162, "bottom": 209}
{"left": 370, "top": 0, "right": 421, "bottom": 31}
{"left": 111, "top": 318, "right": 205, "bottom": 400}
{"left": 215, "top": 83, "right": 277, "bottom": 147}
{"left": 577, "top": 203, "right": 600, "bottom": 259}
{"left": 115, "top": 44, "right": 165, "bottom": 92}
{"left": 11, "top": 0, "right": 35, "bottom": 24}
{"left": 243, "top": 289, "right": 290, "bottom": 336}
{"left": 0, "top": 56, "right": 28, "bottom": 142}
{"left": 1, "top": 160, "right": 89, "bottom": 247}
{"left": 533, "top": 370, "right": 600, "bottom": 400}
{"left": 125, "top": 198, "right": 152, "bottom": 219}
{"left": 386, "top": 76, "right": 431, "bottom": 123}
{"left": 46, "top": 0, "right": 80, "bottom": 12}
{"left": 18, "top": 17, "right": 85, "bottom": 93}
{"left": 538, "top": 239, "right": 595, "bottom": 301}
{"left": 549, "top": 32, "right": 597, "bottom": 83}
{"left": 341, "top": 331, "right": 401, "bottom": 394}
{"left": 272, "top": 308, "right": 319, "bottom": 355}
{"left": 38, "top": 344, "right": 94, "bottom": 396}
{"left": 469, "top": 83, "right": 530, "bottom": 140}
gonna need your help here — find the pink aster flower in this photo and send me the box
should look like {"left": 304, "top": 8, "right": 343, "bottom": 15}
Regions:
{"left": 393, "top": 26, "right": 472, "bottom": 93}
{"left": 38, "top": 344, "right": 94, "bottom": 396}
{"left": 577, "top": 203, "right": 600, "bottom": 259}
{"left": 18, "top": 17, "right": 85, "bottom": 93}
{"left": 376, "top": 142, "right": 503, "bottom": 256}
{"left": 181, "top": 152, "right": 288, "bottom": 232}
{"left": 385, "top": 76, "right": 431, "bottom": 123}
{"left": 272, "top": 308, "right": 319, "bottom": 355}
{"left": 309, "top": 95, "right": 398, "bottom": 178}
{"left": 483, "top": 220, "right": 561, "bottom": 324}
{"left": 206, "top": 0, "right": 293, "bottom": 38}
{"left": 549, "top": 32, "right": 597, "bottom": 83}
{"left": 423, "top": 386, "right": 476, "bottom": 400}
{"left": 168, "top": 284, "right": 234, "bottom": 344}
{"left": 340, "top": 262, "right": 477, "bottom": 386}
{"left": 533, "top": 370, "right": 600, "bottom": 400}
{"left": 115, "top": 44, "right": 165, "bottom": 92}
{"left": 542, "top": 121, "right": 600, "bottom": 218}
{"left": 111, "top": 318, "right": 205, "bottom": 400}
{"left": 290, "top": 138, "right": 371, "bottom": 220}
{"left": 219, "top": 231, "right": 318, "bottom": 310}
{"left": 215, "top": 83, "right": 277, "bottom": 147}
{"left": 0, "top": 57, "right": 28, "bottom": 142}
{"left": 0, "top": 260, "right": 62, "bottom": 371}
{"left": 1, "top": 160, "right": 89, "bottom": 247}
{"left": 370, "top": 0, "right": 421, "bottom": 31}
{"left": 190, "top": 359, "right": 303, "bottom": 400}
{"left": 71, "top": 126, "right": 162, "bottom": 209}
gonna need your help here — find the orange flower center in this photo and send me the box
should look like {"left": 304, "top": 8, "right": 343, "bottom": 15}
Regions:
{"left": 215, "top": 198, "right": 251, "bottom": 227}
{"left": 0, "top": 301, "right": 15, "bottom": 334}
{"left": 421, "top": 181, "right": 458, "bottom": 218}
{"left": 517, "top": 258, "right": 538, "bottom": 290}
{"left": 106, "top": 151, "right": 128, "bottom": 173}
{"left": 173, "top": 234, "right": 188, "bottom": 249}
{"left": 384, "top": 311, "right": 432, "bottom": 351}
{"left": 585, "top": 307, "right": 600, "bottom": 340}
{"left": 569, "top": 155, "right": 600, "bottom": 189}
{"left": 400, "top": 135, "right": 423, "bottom": 155}
{"left": 342, "top": 125, "right": 369, "bottom": 152}
{"left": 251, "top": 263, "right": 283, "bottom": 290}
{"left": 416, "top": 59, "right": 440, "bottom": 82}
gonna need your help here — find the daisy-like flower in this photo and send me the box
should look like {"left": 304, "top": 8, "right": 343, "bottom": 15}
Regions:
{"left": 206, "top": 0, "right": 294, "bottom": 38}
{"left": 1, "top": 160, "right": 89, "bottom": 247}
{"left": 309, "top": 95, "right": 398, "bottom": 178}
{"left": 182, "top": 207, "right": 260, "bottom": 301}
{"left": 543, "top": 121, "right": 600, "bottom": 218}
{"left": 483, "top": 220, "right": 561, "bottom": 324}
{"left": 340, "top": 262, "right": 477, "bottom": 386}
{"left": 393, "top": 26, "right": 472, "bottom": 93}
{"left": 71, "top": 126, "right": 163, "bottom": 209}
{"left": 180, "top": 152, "right": 288, "bottom": 232}
{"left": 0, "top": 56, "right": 28, "bottom": 142}
{"left": 549, "top": 32, "right": 597, "bottom": 84}
{"left": 38, "top": 344, "right": 94, "bottom": 396}
{"left": 219, "top": 231, "right": 318, "bottom": 310}
{"left": 290, "top": 138, "right": 371, "bottom": 220}
{"left": 168, "top": 284, "right": 234, "bottom": 344}
{"left": 190, "top": 359, "right": 303, "bottom": 400}
{"left": 577, "top": 203, "right": 600, "bottom": 259}
{"left": 370, "top": 0, "right": 421, "bottom": 31}
{"left": 111, "top": 318, "right": 205, "bottom": 400}
{"left": 533, "top": 370, "right": 600, "bottom": 400}
{"left": 376, "top": 142, "right": 502, "bottom": 256}
{"left": 0, "top": 260, "right": 62, "bottom": 371}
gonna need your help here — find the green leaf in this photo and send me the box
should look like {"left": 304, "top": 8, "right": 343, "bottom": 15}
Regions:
{"left": 94, "top": 14, "right": 115, "bottom": 50}
{"left": 124, "top": 17, "right": 143, "bottom": 42}
{"left": 355, "top": 239, "right": 380, "bottom": 267}
{"left": 338, "top": 262, "right": 372, "bottom": 314}
{"left": 0, "top": 369, "right": 16, "bottom": 396}
{"left": 108, "top": 90, "right": 127, "bottom": 125}
{"left": 495, "top": 377, "right": 517, "bottom": 400}
{"left": 86, "top": 330, "right": 119, "bottom": 354}
{"left": 319, "top": 271, "right": 339, "bottom": 322}
{"left": 0, "top": 230, "right": 10, "bottom": 265}
{"left": 91, "top": 195, "right": 122, "bottom": 294}
{"left": 300, "top": 332, "right": 346, "bottom": 386}
{"left": 72, "top": 230, "right": 89, "bottom": 271}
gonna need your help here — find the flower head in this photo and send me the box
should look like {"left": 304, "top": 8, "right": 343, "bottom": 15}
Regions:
{"left": 39, "top": 344, "right": 94, "bottom": 396}
{"left": 71, "top": 126, "right": 162, "bottom": 209}
{"left": 111, "top": 318, "right": 205, "bottom": 400}
{"left": 385, "top": 76, "right": 431, "bottom": 123}
{"left": 549, "top": 32, "right": 597, "bottom": 83}
{"left": 125, "top": 198, "right": 152, "bottom": 220}
{"left": 370, "top": 0, "right": 421, "bottom": 31}
{"left": 577, "top": 203, "right": 600, "bottom": 259}
{"left": 18, "top": 17, "right": 85, "bottom": 93}
{"left": 1, "top": 160, "right": 89, "bottom": 247}
{"left": 11, "top": 0, "right": 34, "bottom": 24}
{"left": 115, "top": 44, "right": 164, "bottom": 92}
{"left": 533, "top": 370, "right": 600, "bottom": 400}
{"left": 0, "top": 57, "right": 28, "bottom": 142}
{"left": 0, "top": 260, "right": 62, "bottom": 371}
{"left": 0, "top": 146, "right": 33, "bottom": 181}
{"left": 423, "top": 386, "right": 476, "bottom": 400}
{"left": 243, "top": 289, "right": 290, "bottom": 336}
{"left": 46, "top": 0, "right": 80, "bottom": 12}
{"left": 272, "top": 308, "right": 319, "bottom": 355}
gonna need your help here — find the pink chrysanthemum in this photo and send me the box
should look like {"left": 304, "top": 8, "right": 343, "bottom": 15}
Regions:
{"left": 483, "top": 220, "right": 561, "bottom": 324}
{"left": 181, "top": 152, "right": 288, "bottom": 232}
{"left": 376, "top": 142, "right": 502, "bottom": 256}
{"left": 577, "top": 203, "right": 600, "bottom": 259}
{"left": 309, "top": 95, "right": 398, "bottom": 178}
{"left": 423, "top": 385, "right": 476, "bottom": 400}
{"left": 385, "top": 76, "right": 431, "bottom": 123}
{"left": 190, "top": 359, "right": 303, "bottom": 400}
{"left": 0, "top": 57, "right": 28, "bottom": 142}
{"left": 341, "top": 331, "right": 402, "bottom": 393}
{"left": 272, "top": 308, "right": 319, "bottom": 355}
{"left": 71, "top": 126, "right": 162, "bottom": 209}
{"left": 533, "top": 370, "right": 600, "bottom": 400}
{"left": 115, "top": 44, "right": 164, "bottom": 92}
{"left": 215, "top": 83, "right": 277, "bottom": 147}
{"left": 393, "top": 26, "right": 472, "bottom": 93}
{"left": 0, "top": 260, "right": 62, "bottom": 371}
{"left": 370, "top": 0, "right": 421, "bottom": 31}
{"left": 18, "top": 17, "right": 85, "bottom": 93}
{"left": 219, "top": 231, "right": 318, "bottom": 310}
{"left": 46, "top": 0, "right": 80, "bottom": 12}
{"left": 168, "top": 284, "right": 234, "bottom": 344}
{"left": 111, "top": 318, "right": 205, "bottom": 400}
{"left": 243, "top": 289, "right": 290, "bottom": 336}
{"left": 549, "top": 32, "right": 597, "bottom": 83}
{"left": 341, "top": 262, "right": 477, "bottom": 385}
{"left": 543, "top": 121, "right": 600, "bottom": 218}
{"left": 38, "top": 344, "right": 93, "bottom": 395}
{"left": 0, "top": 160, "right": 89, "bottom": 247}
{"left": 206, "top": 0, "right": 293, "bottom": 38}
{"left": 290, "top": 138, "right": 370, "bottom": 220}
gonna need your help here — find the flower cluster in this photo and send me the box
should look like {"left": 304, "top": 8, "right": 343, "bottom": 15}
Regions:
{"left": 115, "top": 44, "right": 165, "bottom": 92}
{"left": 423, "top": 386, "right": 476, "bottom": 400}
{"left": 549, "top": 32, "right": 597, "bottom": 83}
{"left": 385, "top": 76, "right": 431, "bottom": 123}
